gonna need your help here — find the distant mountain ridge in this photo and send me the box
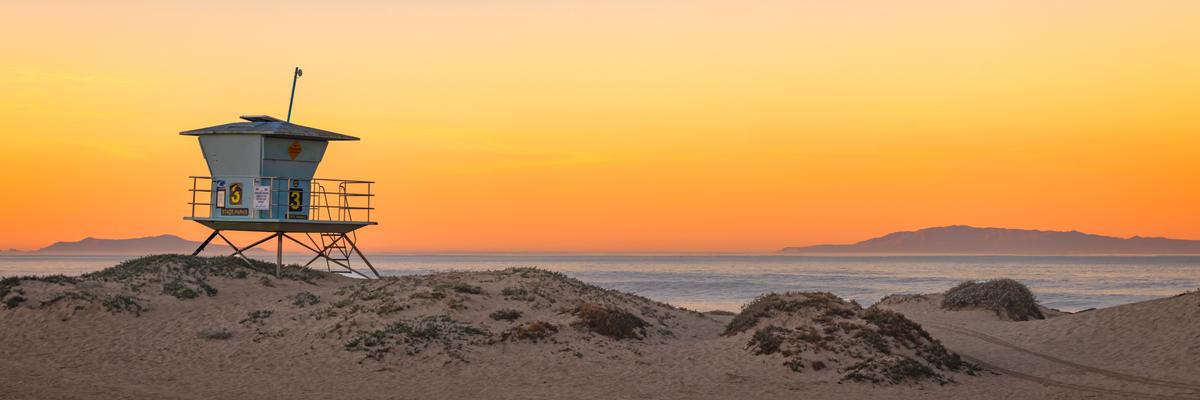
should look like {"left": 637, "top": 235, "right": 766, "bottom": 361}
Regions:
{"left": 782, "top": 226, "right": 1200, "bottom": 255}
{"left": 6, "top": 234, "right": 261, "bottom": 256}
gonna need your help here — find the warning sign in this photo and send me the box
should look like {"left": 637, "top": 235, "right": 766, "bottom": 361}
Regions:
{"left": 288, "top": 140, "right": 302, "bottom": 160}
{"left": 288, "top": 188, "right": 303, "bottom": 212}
{"left": 253, "top": 185, "right": 270, "bottom": 210}
{"left": 229, "top": 183, "right": 243, "bottom": 205}
{"left": 215, "top": 189, "right": 226, "bottom": 208}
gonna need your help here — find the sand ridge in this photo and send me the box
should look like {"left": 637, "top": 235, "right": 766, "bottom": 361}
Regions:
{"left": 1, "top": 255, "right": 1197, "bottom": 399}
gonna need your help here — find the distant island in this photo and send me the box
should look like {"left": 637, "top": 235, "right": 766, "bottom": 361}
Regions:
{"left": 782, "top": 225, "right": 1200, "bottom": 255}
{"left": 1, "top": 234, "right": 261, "bottom": 256}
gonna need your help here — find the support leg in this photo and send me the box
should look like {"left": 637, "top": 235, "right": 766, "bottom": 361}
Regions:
{"left": 281, "top": 234, "right": 371, "bottom": 279}
{"left": 301, "top": 234, "right": 345, "bottom": 268}
{"left": 276, "top": 232, "right": 283, "bottom": 278}
{"left": 217, "top": 232, "right": 278, "bottom": 269}
{"left": 342, "top": 233, "right": 381, "bottom": 279}
{"left": 216, "top": 232, "right": 257, "bottom": 268}
{"left": 192, "top": 230, "right": 220, "bottom": 256}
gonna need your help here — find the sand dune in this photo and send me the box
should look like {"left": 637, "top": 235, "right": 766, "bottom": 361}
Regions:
{"left": 1, "top": 255, "right": 1196, "bottom": 399}
{"left": 878, "top": 290, "right": 1200, "bottom": 399}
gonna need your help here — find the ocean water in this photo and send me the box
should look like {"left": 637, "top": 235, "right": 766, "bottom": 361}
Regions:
{"left": 2, "top": 254, "right": 1197, "bottom": 313}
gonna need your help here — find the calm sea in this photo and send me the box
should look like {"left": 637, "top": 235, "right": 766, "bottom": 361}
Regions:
{"left": 2, "top": 254, "right": 1197, "bottom": 313}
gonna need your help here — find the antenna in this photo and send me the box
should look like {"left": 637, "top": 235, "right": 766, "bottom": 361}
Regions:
{"left": 286, "top": 67, "right": 303, "bottom": 122}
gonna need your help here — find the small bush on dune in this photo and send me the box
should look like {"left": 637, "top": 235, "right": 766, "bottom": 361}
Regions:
{"left": 344, "top": 315, "right": 489, "bottom": 360}
{"left": 941, "top": 279, "right": 1044, "bottom": 321}
{"left": 489, "top": 309, "right": 522, "bottom": 321}
{"left": 842, "top": 356, "right": 947, "bottom": 385}
{"left": 101, "top": 295, "right": 144, "bottom": 316}
{"left": 410, "top": 291, "right": 445, "bottom": 300}
{"left": 503, "top": 321, "right": 559, "bottom": 341}
{"left": 571, "top": 303, "right": 648, "bottom": 340}
{"left": 162, "top": 279, "right": 199, "bottom": 300}
{"left": 0, "top": 277, "right": 19, "bottom": 300}
{"left": 240, "top": 310, "right": 273, "bottom": 325}
{"left": 292, "top": 291, "right": 320, "bottom": 307}
{"left": 4, "top": 295, "right": 27, "bottom": 309}
{"left": 724, "top": 292, "right": 847, "bottom": 336}
{"left": 439, "top": 282, "right": 482, "bottom": 295}
{"left": 501, "top": 286, "right": 535, "bottom": 302}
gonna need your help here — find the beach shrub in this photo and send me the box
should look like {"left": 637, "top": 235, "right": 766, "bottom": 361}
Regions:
{"left": 571, "top": 303, "right": 648, "bottom": 340}
{"left": 748, "top": 325, "right": 789, "bottom": 355}
{"left": 41, "top": 291, "right": 96, "bottom": 306}
{"left": 162, "top": 279, "right": 199, "bottom": 300}
{"left": 724, "top": 292, "right": 847, "bottom": 336}
{"left": 842, "top": 356, "right": 947, "bottom": 385}
{"left": 941, "top": 279, "right": 1044, "bottom": 321}
{"left": 501, "top": 286, "right": 533, "bottom": 301}
{"left": 344, "top": 315, "right": 489, "bottom": 360}
{"left": 410, "top": 291, "right": 445, "bottom": 300}
{"left": 292, "top": 291, "right": 321, "bottom": 307}
{"left": 0, "top": 277, "right": 20, "bottom": 300}
{"left": 503, "top": 321, "right": 558, "bottom": 341}
{"left": 728, "top": 292, "right": 971, "bottom": 383}
{"left": 489, "top": 309, "right": 523, "bottom": 321}
{"left": 440, "top": 282, "right": 482, "bottom": 295}
{"left": 199, "top": 282, "right": 218, "bottom": 297}
{"left": 101, "top": 295, "right": 144, "bottom": 316}
{"left": 240, "top": 310, "right": 273, "bottom": 325}
{"left": 876, "top": 294, "right": 930, "bottom": 305}
{"left": 4, "top": 295, "right": 27, "bottom": 309}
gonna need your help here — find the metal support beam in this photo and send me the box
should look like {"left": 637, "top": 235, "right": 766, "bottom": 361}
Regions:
{"left": 189, "top": 227, "right": 377, "bottom": 279}
{"left": 300, "top": 234, "right": 346, "bottom": 268}
{"left": 276, "top": 232, "right": 283, "bottom": 278}
{"left": 342, "top": 234, "right": 381, "bottom": 279}
{"left": 280, "top": 234, "right": 372, "bottom": 279}
{"left": 216, "top": 232, "right": 279, "bottom": 269}
{"left": 191, "top": 230, "right": 220, "bottom": 256}
{"left": 215, "top": 231, "right": 258, "bottom": 268}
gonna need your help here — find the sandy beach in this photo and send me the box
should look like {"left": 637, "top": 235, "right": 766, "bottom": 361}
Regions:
{"left": 1, "top": 255, "right": 1197, "bottom": 400}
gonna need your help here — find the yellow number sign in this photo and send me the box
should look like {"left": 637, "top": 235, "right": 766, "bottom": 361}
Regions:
{"left": 288, "top": 189, "right": 303, "bottom": 212}
{"left": 229, "top": 183, "right": 243, "bottom": 205}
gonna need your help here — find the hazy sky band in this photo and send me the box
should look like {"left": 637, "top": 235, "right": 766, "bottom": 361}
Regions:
{"left": 0, "top": 0, "right": 1197, "bottom": 251}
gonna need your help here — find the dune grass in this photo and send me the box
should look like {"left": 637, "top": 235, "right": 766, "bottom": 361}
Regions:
{"left": 571, "top": 303, "right": 648, "bottom": 340}
{"left": 724, "top": 292, "right": 846, "bottom": 336}
{"left": 941, "top": 278, "right": 1044, "bottom": 321}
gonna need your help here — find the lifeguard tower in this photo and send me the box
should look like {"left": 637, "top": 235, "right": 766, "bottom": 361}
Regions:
{"left": 182, "top": 115, "right": 380, "bottom": 278}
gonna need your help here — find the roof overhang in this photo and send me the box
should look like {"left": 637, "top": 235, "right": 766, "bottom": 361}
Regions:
{"left": 180, "top": 115, "right": 360, "bottom": 141}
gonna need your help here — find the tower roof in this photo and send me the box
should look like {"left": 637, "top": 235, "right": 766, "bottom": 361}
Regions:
{"left": 180, "top": 115, "right": 359, "bottom": 141}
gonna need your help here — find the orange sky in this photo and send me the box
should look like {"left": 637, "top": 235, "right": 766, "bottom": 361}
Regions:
{"left": 1, "top": 0, "right": 1198, "bottom": 252}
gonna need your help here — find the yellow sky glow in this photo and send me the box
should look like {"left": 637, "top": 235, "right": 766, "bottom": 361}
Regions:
{"left": 1, "top": 0, "right": 1198, "bottom": 252}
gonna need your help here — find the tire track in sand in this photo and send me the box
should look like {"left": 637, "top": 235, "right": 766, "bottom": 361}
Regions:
{"left": 928, "top": 323, "right": 1200, "bottom": 399}
{"left": 961, "top": 356, "right": 1197, "bottom": 400}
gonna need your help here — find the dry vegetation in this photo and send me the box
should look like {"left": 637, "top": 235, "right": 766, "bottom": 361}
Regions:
{"left": 1, "top": 256, "right": 704, "bottom": 367}
{"left": 727, "top": 292, "right": 975, "bottom": 385}
{"left": 0, "top": 254, "right": 997, "bottom": 394}
{"left": 941, "top": 279, "right": 1045, "bottom": 321}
